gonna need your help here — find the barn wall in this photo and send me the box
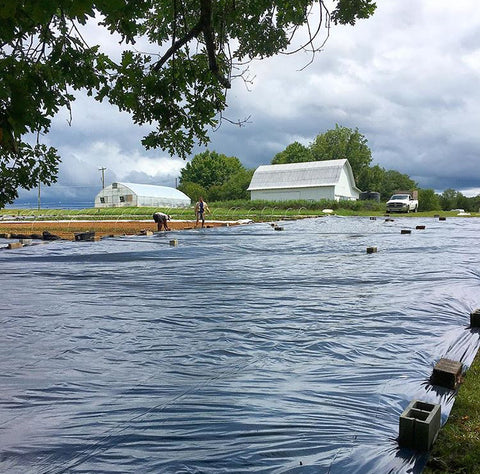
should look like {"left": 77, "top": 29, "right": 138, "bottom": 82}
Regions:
{"left": 334, "top": 168, "right": 359, "bottom": 201}
{"left": 250, "top": 186, "right": 335, "bottom": 202}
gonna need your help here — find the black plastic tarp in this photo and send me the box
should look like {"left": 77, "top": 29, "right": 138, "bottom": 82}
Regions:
{"left": 1, "top": 216, "right": 479, "bottom": 473}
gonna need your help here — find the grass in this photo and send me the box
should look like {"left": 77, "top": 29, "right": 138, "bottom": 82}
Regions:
{"left": 424, "top": 349, "right": 480, "bottom": 473}
{"left": 1, "top": 201, "right": 478, "bottom": 221}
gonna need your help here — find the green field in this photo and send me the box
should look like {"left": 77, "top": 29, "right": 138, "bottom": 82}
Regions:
{"left": 1, "top": 200, "right": 478, "bottom": 221}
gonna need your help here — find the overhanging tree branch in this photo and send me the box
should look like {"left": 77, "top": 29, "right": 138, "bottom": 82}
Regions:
{"left": 152, "top": 22, "right": 203, "bottom": 72}
{"left": 152, "top": 0, "right": 231, "bottom": 88}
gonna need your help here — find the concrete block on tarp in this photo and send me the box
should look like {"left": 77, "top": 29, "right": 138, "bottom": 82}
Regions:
{"left": 399, "top": 400, "right": 441, "bottom": 451}
{"left": 401, "top": 229, "right": 411, "bottom": 234}
{"left": 7, "top": 242, "right": 23, "bottom": 249}
{"left": 169, "top": 239, "right": 178, "bottom": 247}
{"left": 74, "top": 231, "right": 96, "bottom": 242}
{"left": 470, "top": 309, "right": 480, "bottom": 328}
{"left": 431, "top": 358, "right": 462, "bottom": 390}
{"left": 366, "top": 247, "right": 377, "bottom": 254}
{"left": 42, "top": 231, "right": 61, "bottom": 241}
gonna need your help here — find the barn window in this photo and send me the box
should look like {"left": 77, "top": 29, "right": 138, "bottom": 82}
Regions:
{"left": 112, "top": 183, "right": 118, "bottom": 189}
{"left": 119, "top": 195, "right": 125, "bottom": 203}
{"left": 100, "top": 197, "right": 105, "bottom": 203}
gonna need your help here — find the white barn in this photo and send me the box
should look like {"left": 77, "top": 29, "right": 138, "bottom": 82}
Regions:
{"left": 247, "top": 159, "right": 361, "bottom": 202}
{"left": 94, "top": 182, "right": 191, "bottom": 208}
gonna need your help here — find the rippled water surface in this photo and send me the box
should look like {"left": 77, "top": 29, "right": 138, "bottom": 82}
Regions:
{"left": 1, "top": 216, "right": 480, "bottom": 473}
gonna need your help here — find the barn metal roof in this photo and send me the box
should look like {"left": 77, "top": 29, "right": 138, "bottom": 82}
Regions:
{"left": 116, "top": 183, "right": 190, "bottom": 200}
{"left": 247, "top": 159, "right": 352, "bottom": 191}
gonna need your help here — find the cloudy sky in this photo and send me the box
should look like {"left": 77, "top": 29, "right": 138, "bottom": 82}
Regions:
{"left": 14, "top": 0, "right": 480, "bottom": 206}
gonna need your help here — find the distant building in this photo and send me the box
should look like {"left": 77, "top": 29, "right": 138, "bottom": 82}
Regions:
{"left": 94, "top": 182, "right": 191, "bottom": 208}
{"left": 247, "top": 159, "right": 361, "bottom": 202}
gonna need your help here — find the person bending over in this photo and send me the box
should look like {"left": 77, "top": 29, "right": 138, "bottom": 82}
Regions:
{"left": 153, "top": 212, "right": 171, "bottom": 231}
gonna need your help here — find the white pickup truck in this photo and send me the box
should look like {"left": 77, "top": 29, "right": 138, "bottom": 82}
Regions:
{"left": 386, "top": 193, "right": 419, "bottom": 213}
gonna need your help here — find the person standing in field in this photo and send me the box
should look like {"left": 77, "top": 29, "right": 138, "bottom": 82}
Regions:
{"left": 153, "top": 211, "right": 171, "bottom": 231}
{"left": 195, "top": 197, "right": 210, "bottom": 228}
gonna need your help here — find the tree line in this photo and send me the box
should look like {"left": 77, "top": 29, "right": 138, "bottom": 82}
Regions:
{"left": 178, "top": 125, "right": 479, "bottom": 212}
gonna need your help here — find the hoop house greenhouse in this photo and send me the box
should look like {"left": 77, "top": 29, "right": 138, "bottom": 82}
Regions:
{"left": 94, "top": 182, "right": 191, "bottom": 208}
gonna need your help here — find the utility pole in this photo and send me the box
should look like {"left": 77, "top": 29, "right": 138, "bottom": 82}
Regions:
{"left": 99, "top": 167, "right": 106, "bottom": 189}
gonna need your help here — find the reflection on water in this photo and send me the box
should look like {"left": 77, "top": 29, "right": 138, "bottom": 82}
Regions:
{"left": 1, "top": 216, "right": 479, "bottom": 473}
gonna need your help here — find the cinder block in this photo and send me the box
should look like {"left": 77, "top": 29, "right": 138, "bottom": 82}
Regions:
{"left": 0, "top": 233, "right": 11, "bottom": 238}
{"left": 439, "top": 217, "right": 446, "bottom": 221}
{"left": 399, "top": 400, "right": 441, "bottom": 451}
{"left": 431, "top": 358, "right": 462, "bottom": 390}
{"left": 470, "top": 309, "right": 480, "bottom": 327}
{"left": 416, "top": 225, "right": 426, "bottom": 230}
{"left": 274, "top": 226, "right": 284, "bottom": 231}
{"left": 42, "top": 231, "right": 61, "bottom": 241}
{"left": 385, "top": 218, "right": 394, "bottom": 222}
{"left": 19, "top": 239, "right": 32, "bottom": 245}
{"left": 401, "top": 229, "right": 412, "bottom": 234}
{"left": 169, "top": 239, "right": 178, "bottom": 247}
{"left": 7, "top": 242, "right": 23, "bottom": 249}
{"left": 366, "top": 246, "right": 377, "bottom": 254}
{"left": 139, "top": 230, "right": 154, "bottom": 236}
{"left": 74, "top": 231, "right": 96, "bottom": 241}
{"left": 369, "top": 217, "right": 376, "bottom": 220}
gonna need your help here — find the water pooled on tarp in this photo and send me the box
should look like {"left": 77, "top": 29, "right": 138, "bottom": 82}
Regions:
{"left": 1, "top": 216, "right": 479, "bottom": 473}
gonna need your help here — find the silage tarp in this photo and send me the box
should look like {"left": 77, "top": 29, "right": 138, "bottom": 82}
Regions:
{"left": 1, "top": 216, "right": 479, "bottom": 473}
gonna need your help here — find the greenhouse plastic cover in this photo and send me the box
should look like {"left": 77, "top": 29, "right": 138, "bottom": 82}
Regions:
{"left": 1, "top": 216, "right": 479, "bottom": 473}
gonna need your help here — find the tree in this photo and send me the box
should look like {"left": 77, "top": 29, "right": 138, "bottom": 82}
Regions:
{"left": 0, "top": 1, "right": 376, "bottom": 207}
{"left": 456, "top": 193, "right": 470, "bottom": 211}
{"left": 439, "top": 188, "right": 459, "bottom": 210}
{"left": 207, "top": 168, "right": 254, "bottom": 201}
{"left": 380, "top": 170, "right": 417, "bottom": 201}
{"left": 470, "top": 195, "right": 480, "bottom": 213}
{"left": 309, "top": 124, "right": 372, "bottom": 180}
{"left": 177, "top": 181, "right": 206, "bottom": 203}
{"left": 418, "top": 189, "right": 440, "bottom": 212}
{"left": 179, "top": 150, "right": 244, "bottom": 191}
{"left": 357, "top": 164, "right": 385, "bottom": 193}
{"left": 437, "top": 190, "right": 480, "bottom": 212}
{"left": 271, "top": 142, "right": 313, "bottom": 165}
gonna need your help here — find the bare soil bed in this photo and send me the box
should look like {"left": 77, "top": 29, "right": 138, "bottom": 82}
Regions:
{"left": 0, "top": 220, "right": 233, "bottom": 240}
